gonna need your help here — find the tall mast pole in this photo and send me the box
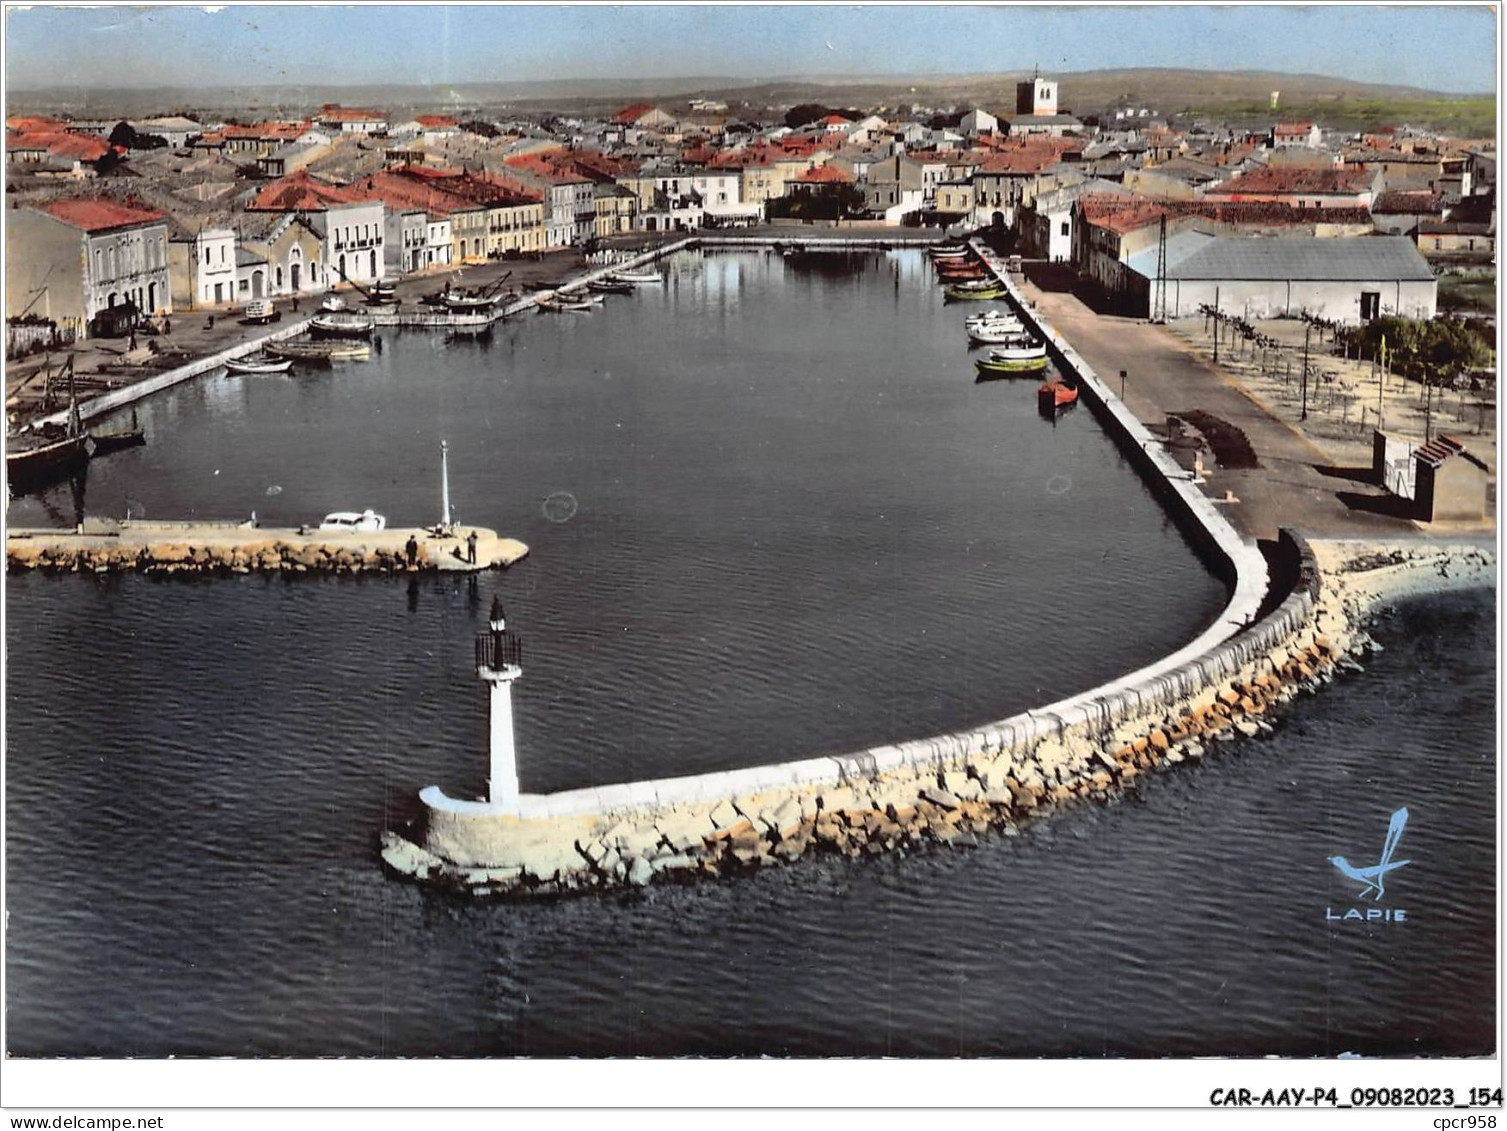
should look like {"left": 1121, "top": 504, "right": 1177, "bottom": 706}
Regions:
{"left": 440, "top": 439, "right": 452, "bottom": 529}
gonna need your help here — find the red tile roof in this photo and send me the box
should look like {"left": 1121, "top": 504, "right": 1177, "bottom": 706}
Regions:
{"left": 415, "top": 115, "right": 458, "bottom": 129}
{"left": 1210, "top": 165, "right": 1373, "bottom": 196}
{"left": 708, "top": 145, "right": 776, "bottom": 170}
{"left": 1078, "top": 193, "right": 1375, "bottom": 236}
{"left": 319, "top": 105, "right": 385, "bottom": 122}
{"left": 6, "top": 116, "right": 70, "bottom": 133}
{"left": 7, "top": 128, "right": 111, "bottom": 162}
{"left": 796, "top": 163, "right": 854, "bottom": 185}
{"left": 249, "top": 168, "right": 366, "bottom": 211}
{"left": 36, "top": 196, "right": 166, "bottom": 231}
{"left": 613, "top": 103, "right": 658, "bottom": 125}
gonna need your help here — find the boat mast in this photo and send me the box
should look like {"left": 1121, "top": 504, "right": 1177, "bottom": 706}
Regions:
{"left": 66, "top": 357, "right": 81, "bottom": 439}
{"left": 440, "top": 439, "right": 452, "bottom": 530}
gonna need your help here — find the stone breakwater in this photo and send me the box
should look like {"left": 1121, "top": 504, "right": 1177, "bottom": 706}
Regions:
{"left": 6, "top": 523, "right": 528, "bottom": 576}
{"left": 382, "top": 536, "right": 1493, "bottom": 896}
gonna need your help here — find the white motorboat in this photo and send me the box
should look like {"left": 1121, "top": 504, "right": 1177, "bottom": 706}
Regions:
{"left": 319, "top": 294, "right": 347, "bottom": 313}
{"left": 607, "top": 269, "right": 662, "bottom": 285}
{"left": 965, "top": 310, "right": 1020, "bottom": 329}
{"left": 967, "top": 319, "right": 1026, "bottom": 344}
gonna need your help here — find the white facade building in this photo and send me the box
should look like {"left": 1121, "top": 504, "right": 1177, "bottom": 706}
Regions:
{"left": 322, "top": 200, "right": 387, "bottom": 286}
{"left": 192, "top": 228, "right": 238, "bottom": 306}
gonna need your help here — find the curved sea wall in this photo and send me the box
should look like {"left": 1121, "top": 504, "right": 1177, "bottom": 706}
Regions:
{"left": 381, "top": 241, "right": 1317, "bottom": 893}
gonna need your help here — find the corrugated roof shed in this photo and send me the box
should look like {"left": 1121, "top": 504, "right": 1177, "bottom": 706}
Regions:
{"left": 1124, "top": 229, "right": 1221, "bottom": 280}
{"left": 1168, "top": 235, "right": 1436, "bottom": 281}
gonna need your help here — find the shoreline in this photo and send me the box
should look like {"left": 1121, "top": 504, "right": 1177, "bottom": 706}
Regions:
{"left": 22, "top": 230, "right": 943, "bottom": 432}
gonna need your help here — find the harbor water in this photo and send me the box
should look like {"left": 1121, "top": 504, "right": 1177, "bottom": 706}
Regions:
{"left": 5, "top": 250, "right": 1493, "bottom": 1055}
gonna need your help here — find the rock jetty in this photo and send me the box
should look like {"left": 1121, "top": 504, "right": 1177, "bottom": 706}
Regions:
{"left": 7, "top": 521, "right": 528, "bottom": 576}
{"left": 381, "top": 536, "right": 1494, "bottom": 898}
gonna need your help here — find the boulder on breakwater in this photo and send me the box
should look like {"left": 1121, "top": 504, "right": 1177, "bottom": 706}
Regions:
{"left": 392, "top": 623, "right": 1353, "bottom": 898}
{"left": 7, "top": 537, "right": 431, "bottom": 576}
{"left": 385, "top": 535, "right": 1499, "bottom": 900}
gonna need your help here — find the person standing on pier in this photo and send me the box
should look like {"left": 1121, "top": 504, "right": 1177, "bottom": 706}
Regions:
{"left": 466, "top": 530, "right": 478, "bottom": 565}
{"left": 405, "top": 534, "right": 418, "bottom": 570}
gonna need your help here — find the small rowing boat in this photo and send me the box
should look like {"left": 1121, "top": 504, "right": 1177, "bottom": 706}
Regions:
{"left": 608, "top": 269, "right": 662, "bottom": 284}
{"left": 1038, "top": 378, "right": 1079, "bottom": 413}
{"left": 225, "top": 354, "right": 294, "bottom": 375}
{"left": 537, "top": 296, "right": 594, "bottom": 313}
{"left": 587, "top": 277, "right": 635, "bottom": 295}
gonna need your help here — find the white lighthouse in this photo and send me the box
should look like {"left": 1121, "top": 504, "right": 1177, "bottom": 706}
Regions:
{"left": 476, "top": 595, "right": 524, "bottom": 813}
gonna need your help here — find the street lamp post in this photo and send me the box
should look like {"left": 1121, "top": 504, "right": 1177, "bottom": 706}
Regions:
{"left": 1300, "top": 320, "right": 1312, "bottom": 422}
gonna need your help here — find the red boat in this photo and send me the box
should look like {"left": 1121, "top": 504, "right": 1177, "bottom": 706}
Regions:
{"left": 1037, "top": 378, "right": 1079, "bottom": 413}
{"left": 935, "top": 264, "right": 986, "bottom": 281}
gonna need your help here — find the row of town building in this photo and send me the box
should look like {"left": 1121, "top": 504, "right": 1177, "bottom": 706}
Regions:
{"left": 5, "top": 75, "right": 1496, "bottom": 336}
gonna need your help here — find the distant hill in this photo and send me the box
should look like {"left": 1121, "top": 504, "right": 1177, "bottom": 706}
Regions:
{"left": 6, "top": 67, "right": 1492, "bottom": 134}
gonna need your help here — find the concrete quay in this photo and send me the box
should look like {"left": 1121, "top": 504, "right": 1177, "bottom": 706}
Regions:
{"left": 6, "top": 519, "right": 528, "bottom": 575}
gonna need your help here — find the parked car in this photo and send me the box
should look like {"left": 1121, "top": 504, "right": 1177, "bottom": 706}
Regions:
{"left": 243, "top": 299, "right": 279, "bottom": 324}
{"left": 317, "top": 509, "right": 387, "bottom": 533}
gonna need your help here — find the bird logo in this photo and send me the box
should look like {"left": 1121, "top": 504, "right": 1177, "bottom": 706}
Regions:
{"left": 1329, "top": 807, "right": 1411, "bottom": 901}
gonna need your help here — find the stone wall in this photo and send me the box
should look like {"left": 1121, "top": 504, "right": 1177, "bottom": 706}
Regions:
{"left": 7, "top": 535, "right": 431, "bottom": 575}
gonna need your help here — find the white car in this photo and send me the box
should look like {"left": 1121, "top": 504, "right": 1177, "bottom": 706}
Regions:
{"left": 318, "top": 509, "right": 387, "bottom": 534}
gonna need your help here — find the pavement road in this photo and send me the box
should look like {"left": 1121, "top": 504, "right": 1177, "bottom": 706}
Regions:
{"left": 1018, "top": 276, "right": 1421, "bottom": 543}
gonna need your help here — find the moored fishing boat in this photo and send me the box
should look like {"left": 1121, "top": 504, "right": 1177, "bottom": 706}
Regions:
{"left": 310, "top": 310, "right": 376, "bottom": 338}
{"left": 975, "top": 334, "right": 1049, "bottom": 375}
{"left": 6, "top": 425, "right": 90, "bottom": 486}
{"left": 89, "top": 411, "right": 147, "bottom": 454}
{"left": 927, "top": 244, "right": 970, "bottom": 259}
{"left": 224, "top": 354, "right": 294, "bottom": 375}
{"left": 558, "top": 286, "right": 604, "bottom": 305}
{"left": 265, "top": 339, "right": 371, "bottom": 363}
{"left": 5, "top": 361, "right": 91, "bottom": 488}
{"left": 537, "top": 295, "right": 594, "bottom": 313}
{"left": 607, "top": 268, "right": 662, "bottom": 284}
{"left": 965, "top": 309, "right": 1016, "bottom": 327}
{"left": 945, "top": 282, "right": 1007, "bottom": 301}
{"left": 588, "top": 278, "right": 635, "bottom": 295}
{"left": 967, "top": 318, "right": 1026, "bottom": 344}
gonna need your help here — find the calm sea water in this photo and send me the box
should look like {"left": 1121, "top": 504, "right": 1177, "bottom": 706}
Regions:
{"left": 5, "top": 251, "right": 1493, "bottom": 1056}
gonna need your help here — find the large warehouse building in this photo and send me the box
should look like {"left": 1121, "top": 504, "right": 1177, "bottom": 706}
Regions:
{"left": 1126, "top": 234, "right": 1437, "bottom": 322}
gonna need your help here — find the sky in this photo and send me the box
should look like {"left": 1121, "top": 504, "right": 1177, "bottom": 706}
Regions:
{"left": 1, "top": 4, "right": 1498, "bottom": 94}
